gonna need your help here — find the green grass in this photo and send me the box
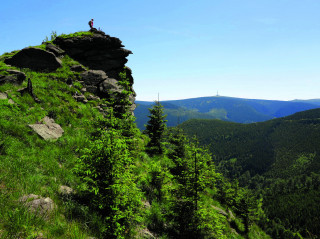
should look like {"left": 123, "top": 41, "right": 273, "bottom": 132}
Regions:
{"left": 0, "top": 51, "right": 19, "bottom": 61}
{"left": 0, "top": 53, "right": 104, "bottom": 238}
{"left": 58, "top": 31, "right": 94, "bottom": 38}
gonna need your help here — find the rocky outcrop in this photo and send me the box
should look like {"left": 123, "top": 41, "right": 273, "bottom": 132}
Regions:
{"left": 53, "top": 31, "right": 136, "bottom": 112}
{"left": 4, "top": 47, "right": 62, "bottom": 72}
{"left": 80, "top": 70, "right": 108, "bottom": 94}
{"left": 53, "top": 32, "right": 131, "bottom": 77}
{"left": 0, "top": 69, "right": 26, "bottom": 85}
{"left": 80, "top": 70, "right": 127, "bottom": 99}
{"left": 53, "top": 31, "right": 133, "bottom": 81}
{"left": 29, "top": 116, "right": 64, "bottom": 140}
{"left": 99, "top": 77, "right": 124, "bottom": 97}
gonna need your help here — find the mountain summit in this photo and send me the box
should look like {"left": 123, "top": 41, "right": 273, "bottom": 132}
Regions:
{"left": 2, "top": 30, "right": 136, "bottom": 113}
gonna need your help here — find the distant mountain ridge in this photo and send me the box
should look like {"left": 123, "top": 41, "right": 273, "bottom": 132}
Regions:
{"left": 135, "top": 96, "right": 320, "bottom": 129}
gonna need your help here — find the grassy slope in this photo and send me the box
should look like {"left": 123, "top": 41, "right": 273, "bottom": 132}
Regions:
{"left": 0, "top": 50, "right": 106, "bottom": 238}
{"left": 0, "top": 34, "right": 270, "bottom": 238}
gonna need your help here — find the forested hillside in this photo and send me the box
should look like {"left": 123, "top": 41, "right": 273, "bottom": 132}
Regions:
{"left": 0, "top": 31, "right": 270, "bottom": 238}
{"left": 180, "top": 109, "right": 320, "bottom": 238}
{"left": 135, "top": 96, "right": 319, "bottom": 130}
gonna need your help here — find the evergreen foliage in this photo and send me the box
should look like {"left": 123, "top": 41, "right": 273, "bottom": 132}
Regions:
{"left": 75, "top": 113, "right": 142, "bottom": 238}
{"left": 180, "top": 110, "right": 320, "bottom": 238}
{"left": 167, "top": 131, "right": 225, "bottom": 238}
{"left": 144, "top": 101, "right": 167, "bottom": 156}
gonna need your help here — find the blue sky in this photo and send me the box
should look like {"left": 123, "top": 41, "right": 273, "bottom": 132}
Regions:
{"left": 1, "top": 0, "right": 320, "bottom": 101}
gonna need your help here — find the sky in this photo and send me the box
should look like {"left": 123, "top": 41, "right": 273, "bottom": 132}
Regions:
{"left": 1, "top": 0, "right": 320, "bottom": 101}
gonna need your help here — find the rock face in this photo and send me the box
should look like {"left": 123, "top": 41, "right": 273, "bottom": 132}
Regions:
{"left": 4, "top": 47, "right": 62, "bottom": 72}
{"left": 99, "top": 77, "right": 124, "bottom": 97}
{"left": 0, "top": 69, "right": 26, "bottom": 85}
{"left": 53, "top": 32, "right": 131, "bottom": 78}
{"left": 53, "top": 31, "right": 136, "bottom": 108}
{"left": 29, "top": 116, "right": 64, "bottom": 140}
{"left": 81, "top": 70, "right": 108, "bottom": 93}
{"left": 80, "top": 70, "right": 125, "bottom": 98}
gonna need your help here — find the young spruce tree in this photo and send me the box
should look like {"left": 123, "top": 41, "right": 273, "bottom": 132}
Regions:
{"left": 144, "top": 100, "right": 167, "bottom": 156}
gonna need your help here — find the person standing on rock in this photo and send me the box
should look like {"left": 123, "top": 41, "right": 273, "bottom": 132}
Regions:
{"left": 88, "top": 19, "right": 94, "bottom": 30}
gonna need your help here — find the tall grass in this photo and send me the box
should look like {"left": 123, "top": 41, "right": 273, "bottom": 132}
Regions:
{"left": 0, "top": 52, "right": 103, "bottom": 238}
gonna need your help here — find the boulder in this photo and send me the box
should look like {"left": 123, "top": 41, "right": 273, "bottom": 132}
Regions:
{"left": 45, "top": 43, "right": 65, "bottom": 56}
{"left": 99, "top": 77, "right": 123, "bottom": 96}
{"left": 29, "top": 116, "right": 64, "bottom": 140}
{"left": 81, "top": 70, "right": 108, "bottom": 86}
{"left": 0, "top": 92, "right": 7, "bottom": 100}
{"left": 58, "top": 185, "right": 74, "bottom": 196}
{"left": 4, "top": 47, "right": 62, "bottom": 72}
{"left": 73, "top": 94, "right": 87, "bottom": 103}
{"left": 19, "top": 194, "right": 56, "bottom": 219}
{"left": 86, "top": 85, "right": 98, "bottom": 94}
{"left": 0, "top": 70, "right": 26, "bottom": 85}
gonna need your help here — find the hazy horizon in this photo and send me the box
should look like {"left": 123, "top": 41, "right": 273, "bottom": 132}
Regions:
{"left": 136, "top": 95, "right": 320, "bottom": 102}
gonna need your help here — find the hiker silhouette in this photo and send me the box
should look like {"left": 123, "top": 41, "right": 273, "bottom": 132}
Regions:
{"left": 88, "top": 19, "right": 94, "bottom": 29}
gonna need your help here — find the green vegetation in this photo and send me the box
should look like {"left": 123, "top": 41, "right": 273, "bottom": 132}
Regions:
{"left": 58, "top": 31, "right": 94, "bottom": 39}
{"left": 180, "top": 111, "right": 320, "bottom": 238}
{"left": 0, "top": 54, "right": 103, "bottom": 238}
{"left": 43, "top": 31, "right": 93, "bottom": 44}
{"left": 144, "top": 101, "right": 167, "bottom": 156}
{"left": 0, "top": 34, "right": 269, "bottom": 238}
{"left": 75, "top": 114, "right": 142, "bottom": 238}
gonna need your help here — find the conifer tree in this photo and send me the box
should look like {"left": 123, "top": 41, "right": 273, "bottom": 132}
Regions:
{"left": 144, "top": 100, "right": 167, "bottom": 155}
{"left": 167, "top": 131, "right": 225, "bottom": 238}
{"left": 75, "top": 112, "right": 142, "bottom": 238}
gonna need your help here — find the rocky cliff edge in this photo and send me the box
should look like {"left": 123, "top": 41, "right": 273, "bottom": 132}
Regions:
{"left": 2, "top": 30, "right": 136, "bottom": 112}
